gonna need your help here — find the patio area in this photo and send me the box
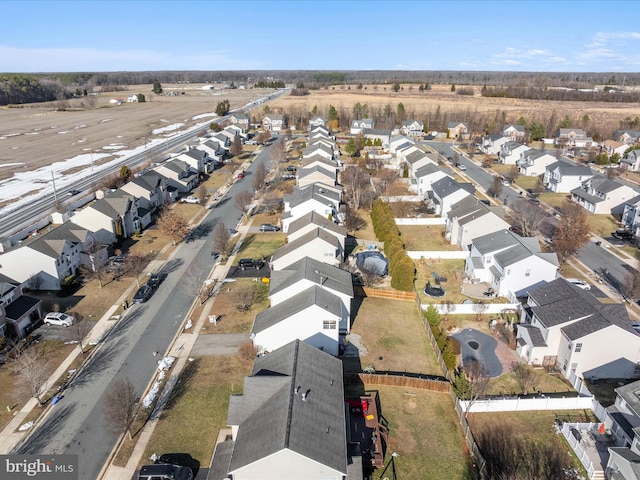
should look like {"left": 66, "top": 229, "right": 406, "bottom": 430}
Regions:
{"left": 560, "top": 422, "right": 614, "bottom": 479}
{"left": 461, "top": 280, "right": 496, "bottom": 299}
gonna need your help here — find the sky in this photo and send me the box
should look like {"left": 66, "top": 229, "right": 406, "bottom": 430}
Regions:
{"left": 1, "top": 0, "right": 640, "bottom": 73}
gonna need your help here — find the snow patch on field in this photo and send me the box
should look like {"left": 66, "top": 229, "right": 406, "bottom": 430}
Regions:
{"left": 0, "top": 163, "right": 25, "bottom": 168}
{"left": 193, "top": 112, "right": 217, "bottom": 120}
{"left": 103, "top": 144, "right": 125, "bottom": 150}
{"left": 152, "top": 122, "right": 184, "bottom": 135}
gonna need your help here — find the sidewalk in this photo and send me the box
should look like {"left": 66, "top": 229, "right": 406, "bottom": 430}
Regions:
{"left": 100, "top": 216, "right": 255, "bottom": 480}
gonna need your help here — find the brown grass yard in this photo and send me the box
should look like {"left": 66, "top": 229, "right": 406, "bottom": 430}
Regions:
{"left": 199, "top": 279, "right": 269, "bottom": 335}
{"left": 378, "top": 386, "right": 472, "bottom": 480}
{"left": 398, "top": 224, "right": 460, "bottom": 251}
{"left": 235, "top": 232, "right": 285, "bottom": 263}
{"left": 487, "top": 367, "right": 575, "bottom": 396}
{"left": 140, "top": 354, "right": 252, "bottom": 470}
{"left": 348, "top": 297, "right": 440, "bottom": 376}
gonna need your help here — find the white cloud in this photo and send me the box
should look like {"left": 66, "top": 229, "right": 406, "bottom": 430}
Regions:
{"left": 588, "top": 31, "right": 640, "bottom": 48}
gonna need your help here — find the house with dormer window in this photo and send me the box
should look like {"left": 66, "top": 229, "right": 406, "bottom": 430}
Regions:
{"left": 571, "top": 175, "right": 639, "bottom": 215}
{"left": 121, "top": 171, "right": 168, "bottom": 212}
{"left": 517, "top": 149, "right": 557, "bottom": 176}
{"left": 614, "top": 130, "right": 640, "bottom": 145}
{"left": 271, "top": 228, "right": 343, "bottom": 271}
{"left": 499, "top": 141, "right": 530, "bottom": 165}
{"left": 516, "top": 278, "right": 640, "bottom": 383}
{"left": 543, "top": 160, "right": 594, "bottom": 193}
{"left": 350, "top": 118, "right": 374, "bottom": 135}
{"left": 429, "top": 177, "right": 475, "bottom": 217}
{"left": 555, "top": 128, "right": 593, "bottom": 148}
{"left": 308, "top": 116, "right": 327, "bottom": 129}
{"left": 228, "top": 113, "right": 250, "bottom": 132}
{"left": 447, "top": 121, "right": 469, "bottom": 140}
{"left": 263, "top": 114, "right": 286, "bottom": 132}
{"left": 465, "top": 229, "right": 559, "bottom": 301}
{"left": 400, "top": 120, "right": 424, "bottom": 137}
{"left": 502, "top": 124, "right": 526, "bottom": 142}
{"left": 154, "top": 159, "right": 199, "bottom": 194}
{"left": 479, "top": 134, "right": 510, "bottom": 155}
{"left": 622, "top": 150, "right": 640, "bottom": 172}
{"left": 604, "top": 380, "right": 640, "bottom": 479}
{"left": 446, "top": 196, "right": 510, "bottom": 250}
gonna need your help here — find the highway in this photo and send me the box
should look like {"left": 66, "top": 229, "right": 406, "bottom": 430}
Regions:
{"left": 14, "top": 143, "right": 274, "bottom": 479}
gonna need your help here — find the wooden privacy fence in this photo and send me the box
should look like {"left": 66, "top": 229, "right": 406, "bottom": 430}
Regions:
{"left": 360, "top": 287, "right": 417, "bottom": 301}
{"left": 344, "top": 372, "right": 450, "bottom": 392}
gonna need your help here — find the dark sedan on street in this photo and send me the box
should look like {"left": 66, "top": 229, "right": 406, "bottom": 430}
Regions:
{"left": 133, "top": 284, "right": 154, "bottom": 303}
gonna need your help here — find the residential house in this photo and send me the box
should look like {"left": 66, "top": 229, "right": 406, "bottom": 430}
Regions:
{"left": 502, "top": 124, "right": 526, "bottom": 143}
{"left": 571, "top": 175, "right": 639, "bottom": 215}
{"left": 0, "top": 223, "right": 104, "bottom": 291}
{"left": 400, "top": 120, "right": 424, "bottom": 137}
{"left": 446, "top": 196, "right": 510, "bottom": 250}
{"left": 301, "top": 154, "right": 338, "bottom": 172}
{"left": 388, "top": 135, "right": 415, "bottom": 155}
{"left": 479, "top": 134, "right": 510, "bottom": 155}
{"left": 622, "top": 150, "right": 640, "bottom": 172}
{"left": 543, "top": 161, "right": 594, "bottom": 193}
{"left": 447, "top": 121, "right": 470, "bottom": 140}
{"left": 516, "top": 278, "right": 640, "bottom": 382}
{"left": 429, "top": 177, "right": 476, "bottom": 217}
{"left": 465, "top": 229, "right": 559, "bottom": 300}
{"left": 224, "top": 124, "right": 245, "bottom": 138}
{"left": 228, "top": 113, "right": 250, "bottom": 132}
{"left": 614, "top": 130, "right": 640, "bottom": 145}
{"left": 252, "top": 285, "right": 347, "bottom": 355}
{"left": 126, "top": 94, "right": 138, "bottom": 103}
{"left": 517, "top": 149, "right": 557, "bottom": 176}
{"left": 0, "top": 274, "right": 42, "bottom": 338}
{"left": 262, "top": 114, "right": 286, "bottom": 132}
{"left": 303, "top": 143, "right": 334, "bottom": 161}
{"left": 308, "top": 136, "right": 335, "bottom": 152}
{"left": 363, "top": 129, "right": 391, "bottom": 149}
{"left": 297, "top": 165, "right": 337, "bottom": 189}
{"left": 286, "top": 211, "right": 347, "bottom": 248}
{"left": 620, "top": 196, "right": 640, "bottom": 236}
{"left": 282, "top": 184, "right": 342, "bottom": 232}
{"left": 413, "top": 163, "right": 450, "bottom": 198}
{"left": 197, "top": 139, "right": 226, "bottom": 164}
{"left": 350, "top": 118, "right": 374, "bottom": 135}
{"left": 605, "top": 380, "right": 640, "bottom": 478}
{"left": 602, "top": 139, "right": 628, "bottom": 159}
{"left": 120, "top": 171, "right": 168, "bottom": 212}
{"left": 175, "top": 147, "right": 213, "bottom": 174}
{"left": 270, "top": 228, "right": 343, "bottom": 271}
{"left": 213, "top": 339, "right": 350, "bottom": 480}
{"left": 310, "top": 125, "right": 331, "bottom": 137}
{"left": 153, "top": 159, "right": 199, "bottom": 194}
{"left": 403, "top": 150, "right": 437, "bottom": 178}
{"left": 71, "top": 190, "right": 146, "bottom": 245}
{"left": 308, "top": 116, "right": 327, "bottom": 129}
{"left": 499, "top": 141, "right": 530, "bottom": 165}
{"left": 555, "top": 128, "right": 593, "bottom": 148}
{"left": 268, "top": 256, "right": 353, "bottom": 332}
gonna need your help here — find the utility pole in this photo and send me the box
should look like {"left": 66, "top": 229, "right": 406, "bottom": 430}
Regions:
{"left": 51, "top": 170, "right": 59, "bottom": 210}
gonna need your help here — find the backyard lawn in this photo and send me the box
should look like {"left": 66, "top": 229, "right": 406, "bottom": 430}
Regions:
{"left": 379, "top": 386, "right": 473, "bottom": 480}
{"left": 398, "top": 225, "right": 459, "bottom": 251}
{"left": 347, "top": 297, "right": 440, "bottom": 376}
{"left": 234, "top": 232, "right": 285, "bottom": 263}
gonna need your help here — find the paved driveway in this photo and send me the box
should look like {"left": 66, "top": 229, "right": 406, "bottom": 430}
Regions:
{"left": 190, "top": 333, "right": 249, "bottom": 356}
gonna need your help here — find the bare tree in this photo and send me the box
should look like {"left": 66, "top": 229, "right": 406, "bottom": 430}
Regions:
{"left": 509, "top": 199, "right": 547, "bottom": 237}
{"left": 452, "top": 362, "right": 490, "bottom": 416}
{"left": 270, "top": 137, "right": 286, "bottom": 163}
{"left": 232, "top": 283, "right": 262, "bottom": 312}
{"left": 473, "top": 301, "right": 488, "bottom": 322}
{"left": 512, "top": 362, "right": 536, "bottom": 394}
{"left": 197, "top": 183, "right": 208, "bottom": 205}
{"left": 183, "top": 267, "right": 213, "bottom": 304}
{"left": 440, "top": 300, "right": 456, "bottom": 322}
{"left": 359, "top": 266, "right": 383, "bottom": 287}
{"left": 235, "top": 190, "right": 254, "bottom": 215}
{"left": 212, "top": 222, "right": 232, "bottom": 257}
{"left": 67, "top": 312, "right": 92, "bottom": 355}
{"left": 487, "top": 176, "right": 503, "bottom": 198}
{"left": 376, "top": 168, "right": 397, "bottom": 195}
{"left": 12, "top": 343, "right": 54, "bottom": 406}
{"left": 84, "top": 236, "right": 108, "bottom": 287}
{"left": 502, "top": 165, "right": 520, "bottom": 184}
{"left": 25, "top": 272, "right": 43, "bottom": 291}
{"left": 157, "top": 210, "right": 189, "bottom": 244}
{"left": 552, "top": 200, "right": 591, "bottom": 263}
{"left": 125, "top": 254, "right": 148, "bottom": 287}
{"left": 103, "top": 377, "right": 138, "bottom": 440}
{"left": 252, "top": 162, "right": 266, "bottom": 191}
{"left": 344, "top": 207, "right": 366, "bottom": 232}
{"left": 230, "top": 135, "right": 243, "bottom": 158}
{"left": 533, "top": 176, "right": 545, "bottom": 196}
{"left": 341, "top": 165, "right": 371, "bottom": 210}
{"left": 622, "top": 268, "right": 640, "bottom": 300}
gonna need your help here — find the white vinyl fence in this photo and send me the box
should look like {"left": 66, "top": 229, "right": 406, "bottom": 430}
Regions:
{"left": 408, "top": 250, "right": 469, "bottom": 260}
{"left": 460, "top": 394, "right": 595, "bottom": 413}
{"left": 424, "top": 303, "right": 520, "bottom": 315}
{"left": 395, "top": 218, "right": 446, "bottom": 225}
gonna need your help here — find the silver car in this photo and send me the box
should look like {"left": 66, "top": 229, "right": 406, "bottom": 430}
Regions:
{"left": 44, "top": 312, "right": 74, "bottom": 327}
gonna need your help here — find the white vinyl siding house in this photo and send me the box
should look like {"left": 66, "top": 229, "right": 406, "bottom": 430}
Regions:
{"left": 499, "top": 141, "right": 529, "bottom": 165}
{"left": 270, "top": 228, "right": 342, "bottom": 271}
{"left": 263, "top": 114, "right": 286, "bottom": 132}
{"left": 430, "top": 177, "right": 475, "bottom": 217}
{"left": 446, "top": 197, "right": 510, "bottom": 250}
{"left": 479, "top": 134, "right": 510, "bottom": 155}
{"left": 297, "top": 165, "right": 336, "bottom": 188}
{"left": 571, "top": 175, "right": 640, "bottom": 215}
{"left": 517, "top": 149, "right": 557, "bottom": 176}
{"left": 543, "top": 161, "right": 594, "bottom": 193}
{"left": 413, "top": 164, "right": 450, "bottom": 198}
{"left": 350, "top": 118, "right": 374, "bottom": 135}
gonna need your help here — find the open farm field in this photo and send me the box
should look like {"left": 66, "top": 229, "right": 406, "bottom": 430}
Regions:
{"left": 260, "top": 83, "right": 640, "bottom": 130}
{"left": 0, "top": 84, "right": 272, "bottom": 182}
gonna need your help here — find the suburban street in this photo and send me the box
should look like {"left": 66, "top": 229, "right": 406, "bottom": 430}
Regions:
{"left": 427, "top": 140, "right": 638, "bottom": 293}
{"left": 14, "top": 145, "right": 274, "bottom": 479}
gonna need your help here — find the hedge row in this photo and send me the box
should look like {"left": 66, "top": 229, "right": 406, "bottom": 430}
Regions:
{"left": 370, "top": 199, "right": 415, "bottom": 292}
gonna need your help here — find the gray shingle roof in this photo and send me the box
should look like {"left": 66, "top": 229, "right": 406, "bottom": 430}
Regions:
{"left": 415, "top": 163, "right": 442, "bottom": 178}
{"left": 271, "top": 228, "right": 339, "bottom": 263}
{"left": 473, "top": 229, "right": 558, "bottom": 268}
{"left": 517, "top": 324, "right": 547, "bottom": 347}
{"left": 528, "top": 278, "right": 636, "bottom": 339}
{"left": 301, "top": 154, "right": 335, "bottom": 168}
{"left": 431, "top": 177, "right": 475, "bottom": 200}
{"left": 546, "top": 160, "right": 593, "bottom": 177}
{"left": 227, "top": 340, "right": 347, "bottom": 475}
{"left": 297, "top": 165, "right": 336, "bottom": 181}
{"left": 91, "top": 190, "right": 134, "bottom": 218}
{"left": 284, "top": 184, "right": 340, "bottom": 209}
{"left": 252, "top": 285, "right": 343, "bottom": 334}
{"left": 287, "top": 211, "right": 346, "bottom": 238}
{"left": 447, "top": 196, "right": 490, "bottom": 222}
{"left": 25, "top": 222, "right": 92, "bottom": 258}
{"left": 269, "top": 256, "right": 354, "bottom": 299}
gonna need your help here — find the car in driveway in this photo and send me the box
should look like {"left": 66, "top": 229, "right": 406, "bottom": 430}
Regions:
{"left": 259, "top": 223, "right": 280, "bottom": 232}
{"left": 44, "top": 312, "right": 74, "bottom": 327}
{"left": 238, "top": 258, "right": 265, "bottom": 270}
{"left": 133, "top": 284, "right": 154, "bottom": 303}
{"left": 282, "top": 173, "right": 296, "bottom": 180}
{"left": 285, "top": 165, "right": 297, "bottom": 172}
{"left": 564, "top": 278, "right": 591, "bottom": 290}
{"left": 181, "top": 196, "right": 200, "bottom": 204}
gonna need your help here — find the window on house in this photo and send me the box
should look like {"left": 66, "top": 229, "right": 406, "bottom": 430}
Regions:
{"left": 525, "top": 268, "right": 531, "bottom": 277}
{"left": 562, "top": 359, "right": 568, "bottom": 371}
{"left": 323, "top": 320, "right": 337, "bottom": 330}
{"left": 575, "top": 343, "right": 582, "bottom": 352}
{"left": 570, "top": 363, "right": 578, "bottom": 372}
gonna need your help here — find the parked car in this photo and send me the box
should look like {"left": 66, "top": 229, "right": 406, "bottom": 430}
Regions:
{"left": 181, "top": 196, "right": 200, "bottom": 204}
{"left": 282, "top": 174, "right": 296, "bottom": 180}
{"left": 455, "top": 163, "right": 467, "bottom": 171}
{"left": 246, "top": 139, "right": 257, "bottom": 145}
{"left": 146, "top": 273, "right": 166, "bottom": 290}
{"left": 479, "top": 199, "right": 491, "bottom": 206}
{"left": 44, "top": 312, "right": 74, "bottom": 327}
{"left": 612, "top": 229, "right": 634, "bottom": 240}
{"left": 109, "top": 254, "right": 125, "bottom": 265}
{"left": 564, "top": 278, "right": 591, "bottom": 290}
{"left": 285, "top": 165, "right": 297, "bottom": 172}
{"left": 67, "top": 189, "right": 82, "bottom": 196}
{"left": 133, "top": 285, "right": 154, "bottom": 303}
{"left": 509, "top": 225, "right": 524, "bottom": 236}
{"left": 259, "top": 223, "right": 280, "bottom": 232}
{"left": 528, "top": 197, "right": 540, "bottom": 205}
{"left": 237, "top": 171, "right": 246, "bottom": 179}
{"left": 501, "top": 179, "right": 510, "bottom": 187}
{"left": 238, "top": 258, "right": 264, "bottom": 271}
{"left": 138, "top": 463, "right": 193, "bottom": 480}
